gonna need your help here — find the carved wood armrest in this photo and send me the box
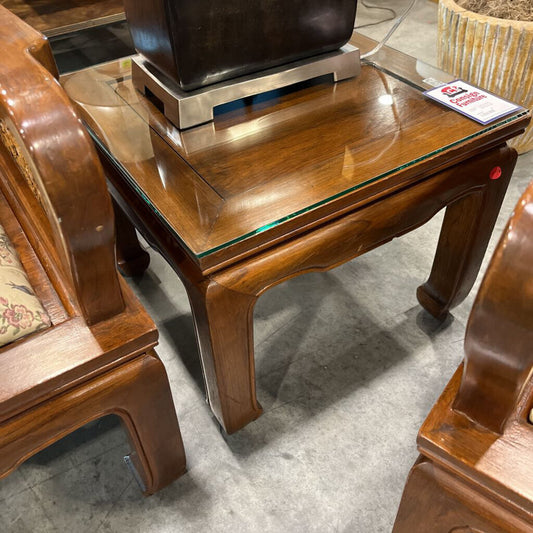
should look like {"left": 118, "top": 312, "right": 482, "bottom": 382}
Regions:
{"left": 0, "top": 5, "right": 124, "bottom": 324}
{"left": 454, "top": 180, "right": 533, "bottom": 434}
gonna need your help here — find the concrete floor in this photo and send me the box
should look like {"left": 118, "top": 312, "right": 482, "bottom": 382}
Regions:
{"left": 1, "top": 1, "right": 532, "bottom": 531}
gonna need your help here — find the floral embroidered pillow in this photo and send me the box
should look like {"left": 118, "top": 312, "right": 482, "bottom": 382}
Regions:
{"left": 0, "top": 224, "right": 51, "bottom": 346}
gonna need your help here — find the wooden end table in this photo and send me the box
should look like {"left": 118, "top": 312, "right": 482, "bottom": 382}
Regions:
{"left": 1, "top": 0, "right": 125, "bottom": 36}
{"left": 62, "top": 35, "right": 530, "bottom": 433}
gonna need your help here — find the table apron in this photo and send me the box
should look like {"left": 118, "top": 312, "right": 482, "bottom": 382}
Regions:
{"left": 210, "top": 144, "right": 513, "bottom": 296}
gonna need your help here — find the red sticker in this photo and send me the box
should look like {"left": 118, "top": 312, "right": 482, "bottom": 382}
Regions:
{"left": 489, "top": 166, "right": 502, "bottom": 180}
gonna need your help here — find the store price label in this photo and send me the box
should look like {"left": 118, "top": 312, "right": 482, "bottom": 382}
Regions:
{"left": 424, "top": 80, "right": 522, "bottom": 125}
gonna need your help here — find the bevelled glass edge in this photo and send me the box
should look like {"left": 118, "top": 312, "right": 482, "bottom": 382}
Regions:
{"left": 88, "top": 105, "right": 528, "bottom": 261}
{"left": 196, "top": 110, "right": 529, "bottom": 258}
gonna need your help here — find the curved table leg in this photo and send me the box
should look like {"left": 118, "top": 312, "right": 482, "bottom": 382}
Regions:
{"left": 186, "top": 279, "right": 262, "bottom": 434}
{"left": 417, "top": 145, "right": 517, "bottom": 319}
{"left": 181, "top": 145, "right": 519, "bottom": 432}
{"left": 104, "top": 138, "right": 519, "bottom": 433}
{"left": 113, "top": 198, "right": 150, "bottom": 277}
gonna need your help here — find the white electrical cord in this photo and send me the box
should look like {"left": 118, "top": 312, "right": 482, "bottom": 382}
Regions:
{"left": 360, "top": 0, "right": 418, "bottom": 59}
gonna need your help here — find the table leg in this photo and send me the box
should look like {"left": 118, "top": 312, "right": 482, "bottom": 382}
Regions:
{"left": 112, "top": 198, "right": 151, "bottom": 277}
{"left": 417, "top": 145, "right": 517, "bottom": 319}
{"left": 186, "top": 279, "right": 263, "bottom": 434}
{"left": 104, "top": 139, "right": 518, "bottom": 432}
{"left": 183, "top": 145, "right": 518, "bottom": 432}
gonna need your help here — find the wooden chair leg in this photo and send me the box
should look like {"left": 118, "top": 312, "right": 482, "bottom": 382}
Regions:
{"left": 0, "top": 351, "right": 186, "bottom": 495}
{"left": 113, "top": 197, "right": 151, "bottom": 277}
{"left": 417, "top": 145, "right": 517, "bottom": 319}
{"left": 393, "top": 457, "right": 530, "bottom": 533}
{"left": 113, "top": 350, "right": 187, "bottom": 494}
{"left": 185, "top": 278, "right": 263, "bottom": 434}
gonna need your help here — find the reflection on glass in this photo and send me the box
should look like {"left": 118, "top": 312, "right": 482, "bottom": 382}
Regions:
{"left": 62, "top": 51, "right": 528, "bottom": 261}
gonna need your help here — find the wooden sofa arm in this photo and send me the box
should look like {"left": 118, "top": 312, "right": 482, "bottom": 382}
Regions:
{"left": 0, "top": 5, "right": 123, "bottom": 324}
{"left": 454, "top": 179, "right": 533, "bottom": 434}
{"left": 394, "top": 181, "right": 533, "bottom": 532}
{"left": 0, "top": 7, "right": 187, "bottom": 494}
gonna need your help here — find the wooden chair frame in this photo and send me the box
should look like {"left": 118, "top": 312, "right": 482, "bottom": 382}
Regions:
{"left": 0, "top": 5, "right": 185, "bottom": 495}
{"left": 393, "top": 180, "right": 533, "bottom": 532}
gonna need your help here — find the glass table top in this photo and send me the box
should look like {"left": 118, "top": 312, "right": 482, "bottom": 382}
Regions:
{"left": 61, "top": 34, "right": 529, "bottom": 269}
{"left": 2, "top": 0, "right": 125, "bottom": 37}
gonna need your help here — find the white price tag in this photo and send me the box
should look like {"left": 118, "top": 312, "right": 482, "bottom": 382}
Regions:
{"left": 424, "top": 80, "right": 522, "bottom": 125}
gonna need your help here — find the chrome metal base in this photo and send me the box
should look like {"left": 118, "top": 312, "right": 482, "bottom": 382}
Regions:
{"left": 132, "top": 45, "right": 361, "bottom": 130}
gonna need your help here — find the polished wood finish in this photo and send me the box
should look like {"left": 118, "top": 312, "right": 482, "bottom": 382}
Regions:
{"left": 393, "top": 180, "right": 533, "bottom": 532}
{"left": 62, "top": 55, "right": 528, "bottom": 272}
{"left": 63, "top": 35, "right": 530, "bottom": 433}
{"left": 455, "top": 181, "right": 533, "bottom": 434}
{"left": 123, "top": 0, "right": 357, "bottom": 90}
{"left": 1, "top": 0, "right": 124, "bottom": 36}
{"left": 1, "top": 8, "right": 122, "bottom": 326}
{"left": 0, "top": 5, "right": 185, "bottom": 494}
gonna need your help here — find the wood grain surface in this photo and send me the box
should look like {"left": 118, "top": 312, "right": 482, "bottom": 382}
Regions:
{"left": 62, "top": 48, "right": 529, "bottom": 271}
{"left": 1, "top": 0, "right": 124, "bottom": 35}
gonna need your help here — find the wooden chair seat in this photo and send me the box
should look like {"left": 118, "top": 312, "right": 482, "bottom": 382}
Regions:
{"left": 0, "top": 5, "right": 185, "bottom": 495}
